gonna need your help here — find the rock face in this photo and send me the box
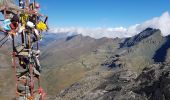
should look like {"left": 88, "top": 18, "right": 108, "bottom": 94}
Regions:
{"left": 130, "top": 63, "right": 170, "bottom": 100}
{"left": 55, "top": 63, "right": 170, "bottom": 100}
{"left": 109, "top": 63, "right": 170, "bottom": 100}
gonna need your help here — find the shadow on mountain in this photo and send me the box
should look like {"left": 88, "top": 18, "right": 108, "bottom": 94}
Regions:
{"left": 153, "top": 35, "right": 170, "bottom": 62}
{"left": 66, "top": 35, "right": 78, "bottom": 41}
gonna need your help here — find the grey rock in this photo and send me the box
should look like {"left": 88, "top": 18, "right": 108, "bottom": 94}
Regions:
{"left": 105, "top": 84, "right": 121, "bottom": 92}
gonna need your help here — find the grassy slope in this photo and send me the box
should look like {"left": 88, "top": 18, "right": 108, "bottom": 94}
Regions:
{"left": 41, "top": 38, "right": 120, "bottom": 98}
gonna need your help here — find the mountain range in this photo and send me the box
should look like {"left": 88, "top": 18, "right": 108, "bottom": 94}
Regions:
{"left": 0, "top": 28, "right": 170, "bottom": 100}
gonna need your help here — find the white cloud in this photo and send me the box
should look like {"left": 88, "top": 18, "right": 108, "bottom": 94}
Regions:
{"left": 49, "top": 11, "right": 170, "bottom": 39}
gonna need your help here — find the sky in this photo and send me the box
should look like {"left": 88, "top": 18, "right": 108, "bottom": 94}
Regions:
{"left": 0, "top": 0, "right": 169, "bottom": 38}
{"left": 39, "top": 0, "right": 170, "bottom": 28}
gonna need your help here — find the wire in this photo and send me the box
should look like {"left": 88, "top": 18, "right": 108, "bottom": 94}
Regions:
{"left": 0, "top": 38, "right": 8, "bottom": 48}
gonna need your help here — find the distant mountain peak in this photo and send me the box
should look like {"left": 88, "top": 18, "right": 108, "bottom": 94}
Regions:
{"left": 120, "top": 28, "right": 161, "bottom": 48}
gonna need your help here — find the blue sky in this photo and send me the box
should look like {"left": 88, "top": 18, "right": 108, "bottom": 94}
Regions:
{"left": 39, "top": 0, "right": 170, "bottom": 28}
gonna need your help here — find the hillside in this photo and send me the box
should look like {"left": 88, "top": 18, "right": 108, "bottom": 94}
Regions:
{"left": 55, "top": 28, "right": 170, "bottom": 100}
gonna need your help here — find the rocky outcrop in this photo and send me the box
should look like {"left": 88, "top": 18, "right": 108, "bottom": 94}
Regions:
{"left": 101, "top": 54, "right": 125, "bottom": 68}
{"left": 55, "top": 62, "right": 170, "bottom": 100}
{"left": 82, "top": 63, "right": 170, "bottom": 100}
{"left": 129, "top": 63, "right": 170, "bottom": 100}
